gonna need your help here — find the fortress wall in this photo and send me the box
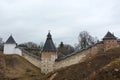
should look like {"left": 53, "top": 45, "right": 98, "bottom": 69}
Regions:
{"left": 14, "top": 48, "right": 22, "bottom": 56}
{"left": 54, "top": 44, "right": 102, "bottom": 70}
{"left": 20, "top": 43, "right": 104, "bottom": 73}
{"left": 89, "top": 43, "right": 103, "bottom": 56}
{"left": 54, "top": 50, "right": 88, "bottom": 70}
{"left": 22, "top": 52, "right": 41, "bottom": 68}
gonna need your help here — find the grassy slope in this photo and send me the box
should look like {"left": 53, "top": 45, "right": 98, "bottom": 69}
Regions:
{"left": 0, "top": 51, "right": 6, "bottom": 79}
{"left": 47, "top": 47, "right": 120, "bottom": 80}
{"left": 4, "top": 54, "right": 44, "bottom": 80}
{"left": 2, "top": 47, "right": 120, "bottom": 80}
{"left": 90, "top": 58, "right": 120, "bottom": 80}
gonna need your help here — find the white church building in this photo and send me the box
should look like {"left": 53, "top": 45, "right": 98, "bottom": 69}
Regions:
{"left": 3, "top": 35, "right": 22, "bottom": 55}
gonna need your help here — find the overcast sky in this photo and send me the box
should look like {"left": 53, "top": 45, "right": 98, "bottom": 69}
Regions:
{"left": 0, "top": 0, "right": 120, "bottom": 46}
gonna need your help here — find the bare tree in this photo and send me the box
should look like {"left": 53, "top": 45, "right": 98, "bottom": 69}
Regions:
{"left": 0, "top": 37, "right": 3, "bottom": 51}
{"left": 19, "top": 42, "right": 44, "bottom": 56}
{"left": 19, "top": 41, "right": 44, "bottom": 50}
{"left": 77, "top": 31, "right": 98, "bottom": 50}
{"left": 39, "top": 42, "right": 44, "bottom": 50}
{"left": 58, "top": 42, "right": 74, "bottom": 55}
{"left": 19, "top": 42, "right": 38, "bottom": 48}
{"left": 0, "top": 37, "right": 3, "bottom": 44}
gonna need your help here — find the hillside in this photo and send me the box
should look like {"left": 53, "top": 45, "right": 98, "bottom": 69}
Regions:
{"left": 1, "top": 47, "right": 120, "bottom": 80}
{"left": 46, "top": 47, "right": 120, "bottom": 80}
{"left": 90, "top": 58, "right": 120, "bottom": 80}
{"left": 0, "top": 51, "right": 6, "bottom": 79}
{"left": 4, "top": 54, "right": 44, "bottom": 80}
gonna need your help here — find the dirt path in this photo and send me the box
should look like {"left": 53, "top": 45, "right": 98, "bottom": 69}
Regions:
{"left": 47, "top": 72, "right": 57, "bottom": 80}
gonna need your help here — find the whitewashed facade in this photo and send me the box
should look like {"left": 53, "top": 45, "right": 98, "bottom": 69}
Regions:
{"left": 3, "top": 35, "right": 22, "bottom": 55}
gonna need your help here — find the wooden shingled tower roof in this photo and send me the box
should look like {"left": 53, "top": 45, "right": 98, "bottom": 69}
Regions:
{"left": 103, "top": 31, "right": 117, "bottom": 40}
{"left": 42, "top": 32, "right": 56, "bottom": 52}
{"left": 5, "top": 35, "right": 16, "bottom": 44}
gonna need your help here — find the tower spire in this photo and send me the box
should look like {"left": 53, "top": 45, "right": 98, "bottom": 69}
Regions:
{"left": 5, "top": 35, "right": 16, "bottom": 44}
{"left": 103, "top": 31, "right": 116, "bottom": 40}
{"left": 43, "top": 32, "right": 56, "bottom": 52}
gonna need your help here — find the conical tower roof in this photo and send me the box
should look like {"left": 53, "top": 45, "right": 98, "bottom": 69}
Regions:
{"left": 103, "top": 31, "right": 116, "bottom": 40}
{"left": 42, "top": 32, "right": 56, "bottom": 52}
{"left": 5, "top": 35, "right": 16, "bottom": 44}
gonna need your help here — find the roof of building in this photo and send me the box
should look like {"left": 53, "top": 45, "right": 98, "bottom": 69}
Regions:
{"left": 5, "top": 35, "right": 16, "bottom": 44}
{"left": 103, "top": 31, "right": 117, "bottom": 40}
{"left": 42, "top": 32, "right": 57, "bottom": 52}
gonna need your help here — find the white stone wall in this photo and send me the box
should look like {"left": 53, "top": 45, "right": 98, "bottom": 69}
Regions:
{"left": 20, "top": 44, "right": 101, "bottom": 74}
{"left": 54, "top": 44, "right": 101, "bottom": 71}
{"left": 14, "top": 48, "right": 22, "bottom": 55}
{"left": 20, "top": 42, "right": 120, "bottom": 74}
{"left": 4, "top": 44, "right": 22, "bottom": 55}
{"left": 17, "top": 43, "right": 103, "bottom": 74}
{"left": 54, "top": 50, "right": 88, "bottom": 70}
{"left": 4, "top": 44, "right": 16, "bottom": 54}
{"left": 22, "top": 52, "right": 41, "bottom": 68}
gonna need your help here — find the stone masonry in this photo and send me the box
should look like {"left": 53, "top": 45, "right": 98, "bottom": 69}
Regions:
{"left": 20, "top": 31, "right": 120, "bottom": 74}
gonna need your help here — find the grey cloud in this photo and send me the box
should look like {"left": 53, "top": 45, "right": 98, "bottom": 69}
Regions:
{"left": 0, "top": 0, "right": 120, "bottom": 46}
